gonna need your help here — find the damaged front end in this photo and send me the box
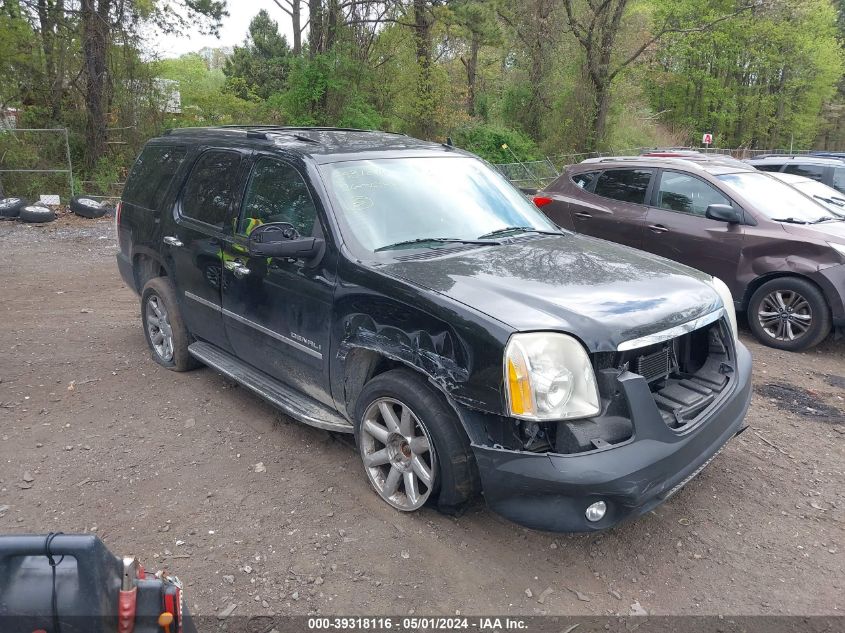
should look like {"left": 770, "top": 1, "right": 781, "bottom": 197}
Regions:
{"left": 465, "top": 314, "right": 752, "bottom": 532}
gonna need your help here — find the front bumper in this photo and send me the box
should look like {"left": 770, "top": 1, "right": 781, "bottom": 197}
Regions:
{"left": 471, "top": 341, "right": 752, "bottom": 532}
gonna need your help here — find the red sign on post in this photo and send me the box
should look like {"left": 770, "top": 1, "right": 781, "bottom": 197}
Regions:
{"left": 702, "top": 133, "right": 714, "bottom": 146}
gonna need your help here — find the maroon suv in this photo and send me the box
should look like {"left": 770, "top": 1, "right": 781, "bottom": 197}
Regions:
{"left": 534, "top": 157, "right": 845, "bottom": 351}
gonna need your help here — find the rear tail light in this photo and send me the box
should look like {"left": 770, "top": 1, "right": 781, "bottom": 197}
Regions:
{"left": 114, "top": 200, "right": 122, "bottom": 238}
{"left": 532, "top": 195, "right": 553, "bottom": 208}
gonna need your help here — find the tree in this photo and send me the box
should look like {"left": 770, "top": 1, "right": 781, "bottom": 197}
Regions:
{"left": 78, "top": 0, "right": 226, "bottom": 166}
{"left": 223, "top": 10, "right": 292, "bottom": 101}
{"left": 561, "top": 0, "right": 755, "bottom": 149}
{"left": 272, "top": 0, "right": 305, "bottom": 54}
{"left": 450, "top": 0, "right": 500, "bottom": 116}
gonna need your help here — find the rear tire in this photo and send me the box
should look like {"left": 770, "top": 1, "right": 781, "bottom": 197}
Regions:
{"left": 354, "top": 369, "right": 480, "bottom": 515}
{"left": 747, "top": 277, "right": 831, "bottom": 351}
{"left": 140, "top": 277, "right": 200, "bottom": 371}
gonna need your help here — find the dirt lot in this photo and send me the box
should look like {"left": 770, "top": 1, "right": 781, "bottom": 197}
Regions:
{"left": 1, "top": 212, "right": 843, "bottom": 618}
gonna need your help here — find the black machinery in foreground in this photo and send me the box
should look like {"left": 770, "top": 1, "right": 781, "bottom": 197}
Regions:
{"left": 0, "top": 533, "right": 191, "bottom": 633}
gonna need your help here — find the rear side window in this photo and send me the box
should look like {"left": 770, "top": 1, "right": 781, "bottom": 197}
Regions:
{"left": 593, "top": 169, "right": 653, "bottom": 205}
{"left": 783, "top": 163, "right": 826, "bottom": 182}
{"left": 571, "top": 170, "right": 599, "bottom": 190}
{"left": 180, "top": 150, "right": 243, "bottom": 229}
{"left": 123, "top": 145, "right": 186, "bottom": 210}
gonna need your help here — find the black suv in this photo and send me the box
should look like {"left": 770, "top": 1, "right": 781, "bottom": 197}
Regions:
{"left": 116, "top": 127, "right": 752, "bottom": 532}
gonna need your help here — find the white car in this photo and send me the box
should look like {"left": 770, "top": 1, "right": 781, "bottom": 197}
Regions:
{"left": 770, "top": 171, "right": 845, "bottom": 217}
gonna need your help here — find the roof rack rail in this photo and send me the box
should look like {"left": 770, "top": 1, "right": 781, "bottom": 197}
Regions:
{"left": 581, "top": 156, "right": 706, "bottom": 169}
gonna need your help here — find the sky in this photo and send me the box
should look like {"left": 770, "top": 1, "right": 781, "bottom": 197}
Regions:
{"left": 148, "top": 0, "right": 298, "bottom": 59}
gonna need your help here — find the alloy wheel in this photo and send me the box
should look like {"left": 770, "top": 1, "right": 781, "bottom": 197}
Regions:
{"left": 757, "top": 289, "right": 812, "bottom": 342}
{"left": 359, "top": 397, "right": 436, "bottom": 511}
{"left": 146, "top": 295, "right": 174, "bottom": 362}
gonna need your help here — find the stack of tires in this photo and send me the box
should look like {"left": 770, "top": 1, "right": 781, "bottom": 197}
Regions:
{"left": 0, "top": 195, "right": 113, "bottom": 224}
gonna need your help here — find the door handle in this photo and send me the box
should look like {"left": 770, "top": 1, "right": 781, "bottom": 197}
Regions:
{"left": 574, "top": 211, "right": 592, "bottom": 219}
{"left": 163, "top": 236, "right": 183, "bottom": 247}
{"left": 648, "top": 224, "right": 669, "bottom": 234}
{"left": 224, "top": 260, "right": 251, "bottom": 279}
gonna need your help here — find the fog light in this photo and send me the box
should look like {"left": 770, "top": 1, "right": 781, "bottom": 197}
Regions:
{"left": 585, "top": 501, "right": 607, "bottom": 522}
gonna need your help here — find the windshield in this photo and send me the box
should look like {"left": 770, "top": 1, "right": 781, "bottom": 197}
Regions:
{"left": 718, "top": 172, "right": 837, "bottom": 223}
{"left": 322, "top": 156, "right": 559, "bottom": 252}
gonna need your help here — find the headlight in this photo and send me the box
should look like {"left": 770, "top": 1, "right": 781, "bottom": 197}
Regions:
{"left": 504, "top": 332, "right": 600, "bottom": 421}
{"left": 828, "top": 241, "right": 845, "bottom": 260}
{"left": 710, "top": 276, "right": 738, "bottom": 340}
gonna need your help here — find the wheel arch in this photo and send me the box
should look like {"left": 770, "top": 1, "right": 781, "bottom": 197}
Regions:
{"left": 741, "top": 271, "right": 827, "bottom": 311}
{"left": 337, "top": 345, "right": 486, "bottom": 445}
{"left": 132, "top": 248, "right": 170, "bottom": 292}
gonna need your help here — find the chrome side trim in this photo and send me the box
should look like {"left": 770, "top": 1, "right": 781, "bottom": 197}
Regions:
{"left": 221, "top": 308, "right": 323, "bottom": 360}
{"left": 184, "top": 291, "right": 323, "bottom": 360}
{"left": 184, "top": 291, "right": 221, "bottom": 312}
{"left": 617, "top": 309, "right": 725, "bottom": 352}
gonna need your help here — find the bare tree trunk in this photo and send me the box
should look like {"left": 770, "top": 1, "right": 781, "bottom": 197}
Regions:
{"left": 37, "top": 0, "right": 65, "bottom": 121}
{"left": 82, "top": 0, "right": 111, "bottom": 167}
{"left": 292, "top": 0, "right": 302, "bottom": 54}
{"left": 309, "top": 0, "right": 323, "bottom": 57}
{"left": 465, "top": 31, "right": 479, "bottom": 116}
{"left": 274, "top": 0, "right": 303, "bottom": 54}
{"left": 412, "top": 0, "right": 435, "bottom": 139}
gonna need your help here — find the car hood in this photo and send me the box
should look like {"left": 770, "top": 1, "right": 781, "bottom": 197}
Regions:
{"left": 379, "top": 234, "right": 723, "bottom": 352}
{"left": 781, "top": 219, "right": 845, "bottom": 242}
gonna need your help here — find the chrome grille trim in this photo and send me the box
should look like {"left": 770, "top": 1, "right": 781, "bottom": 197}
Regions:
{"left": 617, "top": 309, "right": 725, "bottom": 352}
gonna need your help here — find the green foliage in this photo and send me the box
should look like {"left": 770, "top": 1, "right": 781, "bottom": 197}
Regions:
{"left": 223, "top": 10, "right": 291, "bottom": 101}
{"left": 451, "top": 123, "right": 541, "bottom": 163}
{"left": 641, "top": 0, "right": 844, "bottom": 149}
{"left": 157, "top": 54, "right": 258, "bottom": 125}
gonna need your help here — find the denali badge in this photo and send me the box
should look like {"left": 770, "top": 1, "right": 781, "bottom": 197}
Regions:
{"left": 290, "top": 332, "right": 322, "bottom": 351}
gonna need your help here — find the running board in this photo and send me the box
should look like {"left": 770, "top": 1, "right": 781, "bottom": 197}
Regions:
{"left": 188, "top": 342, "right": 353, "bottom": 434}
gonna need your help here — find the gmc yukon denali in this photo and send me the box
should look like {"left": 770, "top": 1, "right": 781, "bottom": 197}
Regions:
{"left": 115, "top": 127, "right": 752, "bottom": 532}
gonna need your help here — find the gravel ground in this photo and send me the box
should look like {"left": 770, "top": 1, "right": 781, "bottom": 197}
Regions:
{"left": 0, "top": 212, "right": 843, "bottom": 618}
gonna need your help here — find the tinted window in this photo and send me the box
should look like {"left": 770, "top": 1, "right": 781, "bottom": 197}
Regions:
{"left": 833, "top": 168, "right": 845, "bottom": 193}
{"left": 123, "top": 145, "right": 186, "bottom": 210}
{"left": 180, "top": 151, "right": 242, "bottom": 229}
{"left": 593, "top": 169, "right": 652, "bottom": 205}
{"left": 783, "top": 163, "right": 826, "bottom": 182}
{"left": 754, "top": 164, "right": 783, "bottom": 173}
{"left": 656, "top": 172, "right": 730, "bottom": 216}
{"left": 239, "top": 158, "right": 317, "bottom": 236}
{"left": 572, "top": 171, "right": 599, "bottom": 190}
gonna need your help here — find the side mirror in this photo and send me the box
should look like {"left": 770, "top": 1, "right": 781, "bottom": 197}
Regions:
{"left": 705, "top": 204, "right": 741, "bottom": 224}
{"left": 247, "top": 222, "right": 324, "bottom": 260}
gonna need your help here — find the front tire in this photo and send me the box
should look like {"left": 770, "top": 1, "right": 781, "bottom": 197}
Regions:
{"left": 140, "top": 277, "right": 200, "bottom": 371}
{"left": 747, "top": 277, "right": 831, "bottom": 351}
{"left": 354, "top": 369, "right": 480, "bottom": 514}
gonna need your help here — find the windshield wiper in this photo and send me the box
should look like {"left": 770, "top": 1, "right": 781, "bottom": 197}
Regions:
{"left": 812, "top": 215, "right": 844, "bottom": 223}
{"left": 476, "top": 226, "right": 563, "bottom": 239}
{"left": 374, "top": 237, "right": 501, "bottom": 252}
{"left": 771, "top": 217, "right": 811, "bottom": 224}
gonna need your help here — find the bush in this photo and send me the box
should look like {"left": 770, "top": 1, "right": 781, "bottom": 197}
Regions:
{"left": 450, "top": 123, "right": 541, "bottom": 163}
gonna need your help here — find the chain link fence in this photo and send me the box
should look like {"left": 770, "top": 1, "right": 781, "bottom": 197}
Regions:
{"left": 0, "top": 128, "right": 74, "bottom": 202}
